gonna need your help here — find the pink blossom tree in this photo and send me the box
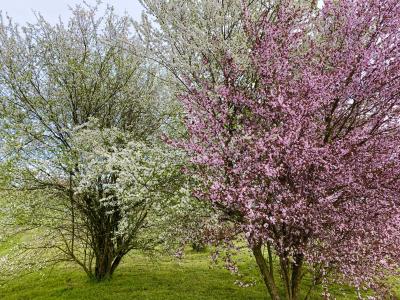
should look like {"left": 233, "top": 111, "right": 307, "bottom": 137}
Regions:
{"left": 178, "top": 0, "right": 400, "bottom": 299}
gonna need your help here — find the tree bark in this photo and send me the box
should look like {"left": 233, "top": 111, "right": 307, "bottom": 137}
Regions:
{"left": 252, "top": 243, "right": 281, "bottom": 300}
{"left": 93, "top": 247, "right": 124, "bottom": 281}
{"left": 279, "top": 253, "right": 304, "bottom": 300}
{"left": 94, "top": 249, "right": 113, "bottom": 281}
{"left": 290, "top": 254, "right": 304, "bottom": 300}
{"left": 280, "top": 257, "right": 292, "bottom": 300}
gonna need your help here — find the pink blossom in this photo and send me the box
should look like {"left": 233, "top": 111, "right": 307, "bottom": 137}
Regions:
{"left": 176, "top": 0, "right": 400, "bottom": 298}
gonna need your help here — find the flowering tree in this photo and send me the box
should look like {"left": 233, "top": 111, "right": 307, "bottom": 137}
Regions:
{"left": 136, "top": 0, "right": 270, "bottom": 89}
{"left": 136, "top": 0, "right": 252, "bottom": 253}
{"left": 175, "top": 0, "right": 400, "bottom": 298}
{"left": 0, "top": 4, "right": 185, "bottom": 281}
{"left": 67, "top": 122, "right": 186, "bottom": 280}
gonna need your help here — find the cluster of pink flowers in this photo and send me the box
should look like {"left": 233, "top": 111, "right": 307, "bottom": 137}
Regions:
{"left": 179, "top": 0, "right": 400, "bottom": 295}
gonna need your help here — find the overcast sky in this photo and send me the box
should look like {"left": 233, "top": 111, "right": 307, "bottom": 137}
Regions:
{"left": 0, "top": 0, "right": 144, "bottom": 25}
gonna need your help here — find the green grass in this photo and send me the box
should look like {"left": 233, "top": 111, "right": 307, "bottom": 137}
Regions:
{"left": 0, "top": 250, "right": 265, "bottom": 300}
{"left": 1, "top": 249, "right": 393, "bottom": 300}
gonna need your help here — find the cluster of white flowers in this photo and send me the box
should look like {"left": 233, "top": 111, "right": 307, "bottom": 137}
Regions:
{"left": 69, "top": 119, "right": 187, "bottom": 243}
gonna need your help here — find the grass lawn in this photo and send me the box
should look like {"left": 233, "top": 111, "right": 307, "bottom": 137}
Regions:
{"left": 0, "top": 230, "right": 398, "bottom": 299}
{"left": 2, "top": 248, "right": 396, "bottom": 300}
{"left": 0, "top": 250, "right": 265, "bottom": 300}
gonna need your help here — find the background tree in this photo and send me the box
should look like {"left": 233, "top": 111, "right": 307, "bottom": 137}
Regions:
{"left": 136, "top": 0, "right": 273, "bottom": 89}
{"left": 146, "top": 0, "right": 400, "bottom": 299}
{"left": 0, "top": 4, "right": 184, "bottom": 281}
{"left": 136, "top": 0, "right": 266, "bottom": 258}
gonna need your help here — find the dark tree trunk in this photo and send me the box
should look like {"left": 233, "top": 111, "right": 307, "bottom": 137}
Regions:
{"left": 252, "top": 243, "right": 281, "bottom": 300}
{"left": 88, "top": 191, "right": 126, "bottom": 281}
{"left": 279, "top": 253, "right": 304, "bottom": 300}
{"left": 251, "top": 241, "right": 305, "bottom": 300}
{"left": 93, "top": 234, "right": 113, "bottom": 281}
{"left": 92, "top": 239, "right": 124, "bottom": 281}
{"left": 290, "top": 254, "right": 304, "bottom": 300}
{"left": 94, "top": 255, "right": 112, "bottom": 281}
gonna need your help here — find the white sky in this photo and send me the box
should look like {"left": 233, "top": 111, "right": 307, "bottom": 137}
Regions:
{"left": 0, "top": 0, "right": 144, "bottom": 25}
{"left": 0, "top": 0, "right": 326, "bottom": 26}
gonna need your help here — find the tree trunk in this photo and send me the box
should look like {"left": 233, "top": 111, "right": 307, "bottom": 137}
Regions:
{"left": 279, "top": 253, "right": 304, "bottom": 300}
{"left": 92, "top": 230, "right": 117, "bottom": 281}
{"left": 252, "top": 243, "right": 281, "bottom": 300}
{"left": 94, "top": 251, "right": 113, "bottom": 281}
{"left": 92, "top": 246, "right": 125, "bottom": 281}
{"left": 290, "top": 254, "right": 303, "bottom": 300}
